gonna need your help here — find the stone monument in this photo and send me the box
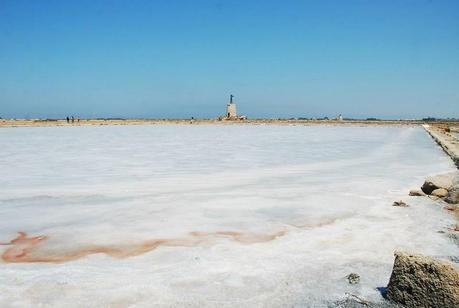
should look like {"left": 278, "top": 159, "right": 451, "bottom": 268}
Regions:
{"left": 226, "top": 95, "right": 237, "bottom": 118}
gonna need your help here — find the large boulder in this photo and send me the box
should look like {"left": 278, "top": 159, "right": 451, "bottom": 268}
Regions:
{"left": 386, "top": 251, "right": 459, "bottom": 307}
{"left": 445, "top": 185, "right": 459, "bottom": 204}
{"left": 431, "top": 188, "right": 448, "bottom": 198}
{"left": 421, "top": 172, "right": 459, "bottom": 195}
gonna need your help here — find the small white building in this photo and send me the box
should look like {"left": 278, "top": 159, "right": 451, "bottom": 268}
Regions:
{"left": 226, "top": 95, "right": 237, "bottom": 118}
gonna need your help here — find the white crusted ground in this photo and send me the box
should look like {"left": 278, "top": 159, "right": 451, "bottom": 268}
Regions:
{"left": 0, "top": 125, "right": 457, "bottom": 307}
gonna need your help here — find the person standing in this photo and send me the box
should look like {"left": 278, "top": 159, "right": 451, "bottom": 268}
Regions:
{"left": 66, "top": 116, "right": 69, "bottom": 123}
{"left": 71, "top": 116, "right": 74, "bottom": 123}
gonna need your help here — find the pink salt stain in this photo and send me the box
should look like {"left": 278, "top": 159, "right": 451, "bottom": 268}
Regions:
{"left": 1, "top": 229, "right": 287, "bottom": 264}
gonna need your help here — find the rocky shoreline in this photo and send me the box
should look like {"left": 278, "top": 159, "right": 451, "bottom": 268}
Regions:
{"left": 332, "top": 125, "right": 459, "bottom": 307}
{"left": 332, "top": 171, "right": 459, "bottom": 307}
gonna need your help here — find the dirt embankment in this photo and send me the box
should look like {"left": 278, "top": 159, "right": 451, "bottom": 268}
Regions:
{"left": 424, "top": 124, "right": 459, "bottom": 168}
{"left": 2, "top": 118, "right": 459, "bottom": 128}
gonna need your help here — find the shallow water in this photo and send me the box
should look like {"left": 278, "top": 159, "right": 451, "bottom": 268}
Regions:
{"left": 0, "top": 125, "right": 457, "bottom": 307}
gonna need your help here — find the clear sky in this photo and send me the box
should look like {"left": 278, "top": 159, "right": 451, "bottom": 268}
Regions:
{"left": 1, "top": 0, "right": 458, "bottom": 119}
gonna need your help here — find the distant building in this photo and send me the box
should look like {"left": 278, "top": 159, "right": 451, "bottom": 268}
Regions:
{"left": 219, "top": 94, "right": 246, "bottom": 121}
{"left": 226, "top": 95, "right": 237, "bottom": 118}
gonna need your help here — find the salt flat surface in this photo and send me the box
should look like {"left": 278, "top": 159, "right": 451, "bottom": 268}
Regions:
{"left": 0, "top": 125, "right": 458, "bottom": 307}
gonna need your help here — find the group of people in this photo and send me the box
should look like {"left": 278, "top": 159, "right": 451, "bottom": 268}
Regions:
{"left": 66, "top": 116, "right": 80, "bottom": 123}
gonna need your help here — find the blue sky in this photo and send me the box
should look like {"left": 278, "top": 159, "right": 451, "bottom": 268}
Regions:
{"left": 1, "top": 0, "right": 458, "bottom": 119}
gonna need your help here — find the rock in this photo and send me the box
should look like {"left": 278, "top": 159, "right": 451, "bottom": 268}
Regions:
{"left": 386, "top": 251, "right": 459, "bottom": 308}
{"left": 409, "top": 189, "right": 425, "bottom": 196}
{"left": 445, "top": 185, "right": 459, "bottom": 204}
{"left": 392, "top": 200, "right": 408, "bottom": 207}
{"left": 421, "top": 172, "right": 458, "bottom": 195}
{"left": 431, "top": 188, "right": 448, "bottom": 198}
{"left": 421, "top": 181, "right": 439, "bottom": 195}
{"left": 346, "top": 273, "right": 360, "bottom": 284}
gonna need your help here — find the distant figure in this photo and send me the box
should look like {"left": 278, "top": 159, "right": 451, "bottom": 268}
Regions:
{"left": 66, "top": 116, "right": 69, "bottom": 123}
{"left": 71, "top": 116, "right": 74, "bottom": 123}
{"left": 77, "top": 117, "right": 80, "bottom": 123}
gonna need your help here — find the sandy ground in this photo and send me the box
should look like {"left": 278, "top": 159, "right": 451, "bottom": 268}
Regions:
{"left": 1, "top": 118, "right": 459, "bottom": 128}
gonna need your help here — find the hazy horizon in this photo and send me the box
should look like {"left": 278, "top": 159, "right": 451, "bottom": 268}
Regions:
{"left": 1, "top": 0, "right": 458, "bottom": 119}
